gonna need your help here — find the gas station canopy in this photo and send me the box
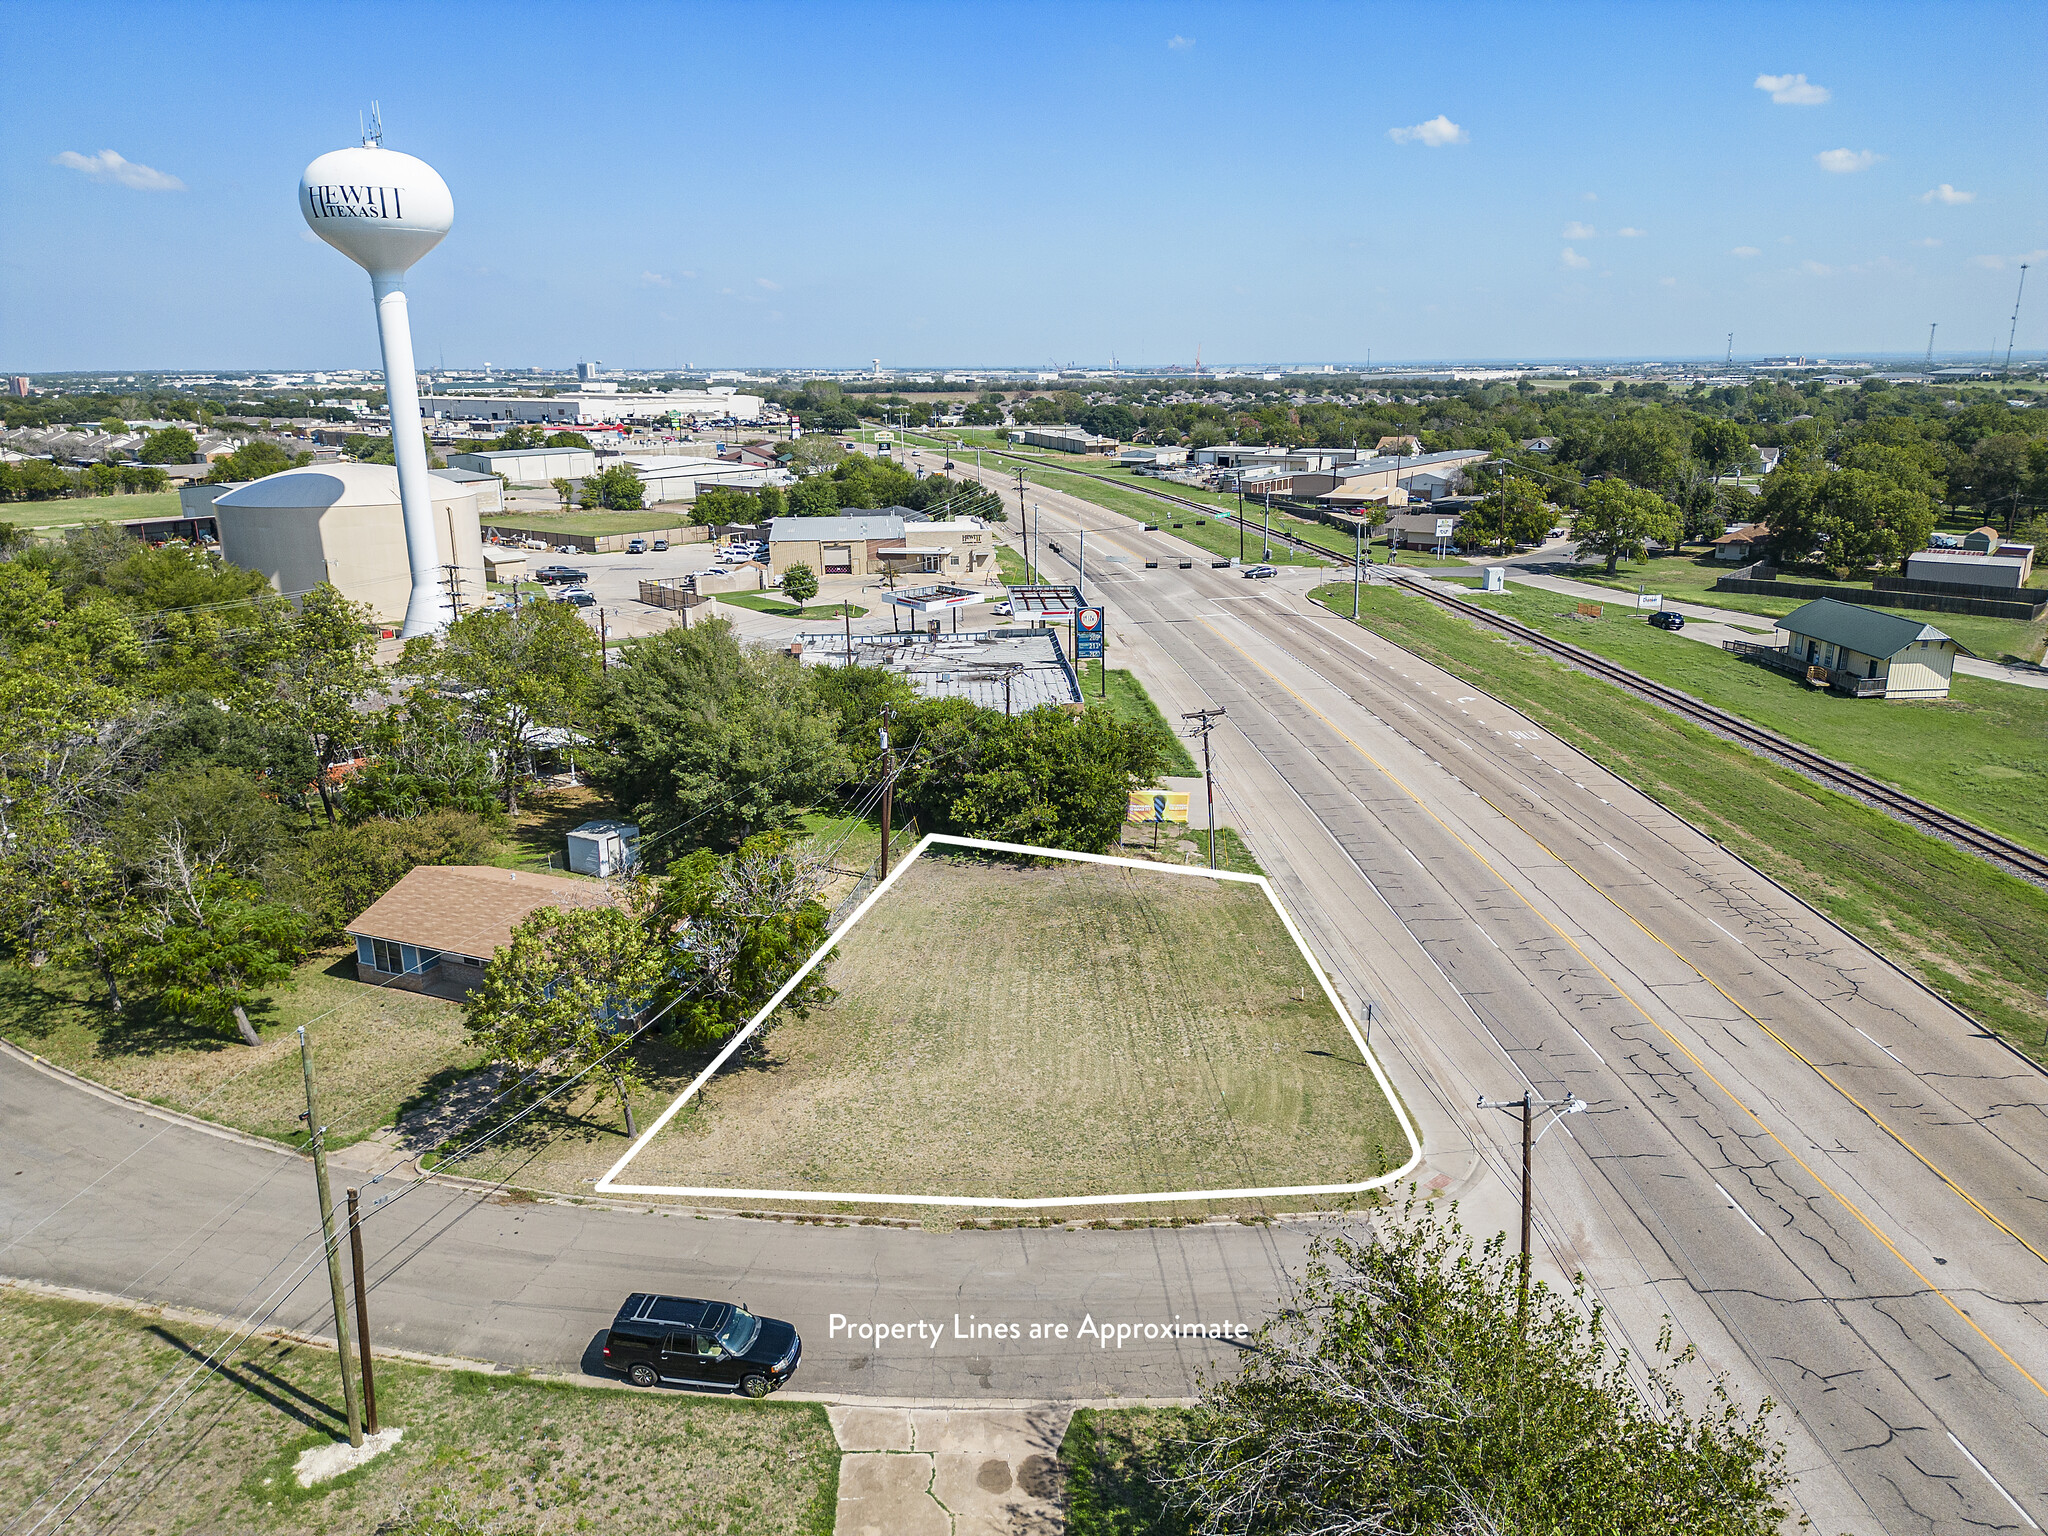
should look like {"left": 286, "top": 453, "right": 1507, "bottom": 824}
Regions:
{"left": 886, "top": 584, "right": 989, "bottom": 613}
{"left": 1003, "top": 584, "right": 1086, "bottom": 620}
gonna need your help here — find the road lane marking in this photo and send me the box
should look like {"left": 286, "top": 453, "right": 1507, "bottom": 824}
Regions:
{"left": 1704, "top": 917, "right": 1746, "bottom": 947}
{"left": 1196, "top": 611, "right": 2048, "bottom": 1407}
{"left": 1714, "top": 1181, "right": 1769, "bottom": 1239}
{"left": 1853, "top": 1026, "right": 1903, "bottom": 1066}
{"left": 1948, "top": 1432, "right": 2040, "bottom": 1529}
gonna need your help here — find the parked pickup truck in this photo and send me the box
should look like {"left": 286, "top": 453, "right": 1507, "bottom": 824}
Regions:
{"left": 534, "top": 565, "right": 589, "bottom": 585}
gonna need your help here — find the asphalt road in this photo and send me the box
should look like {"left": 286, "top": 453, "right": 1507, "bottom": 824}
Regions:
{"left": 0, "top": 1052, "right": 1307, "bottom": 1403}
{"left": 960, "top": 453, "right": 2048, "bottom": 1535}
{"left": 9, "top": 452, "right": 2048, "bottom": 1532}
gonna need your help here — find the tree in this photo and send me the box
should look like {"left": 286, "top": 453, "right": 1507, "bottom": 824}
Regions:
{"left": 106, "top": 766, "right": 299, "bottom": 898}
{"left": 485, "top": 424, "right": 546, "bottom": 450}
{"left": 590, "top": 617, "right": 849, "bottom": 853}
{"left": 463, "top": 894, "right": 663, "bottom": 1134}
{"left": 1690, "top": 417, "right": 1750, "bottom": 482}
{"left": 138, "top": 427, "right": 198, "bottom": 464}
{"left": 1464, "top": 474, "right": 1551, "bottom": 553}
{"left": 206, "top": 439, "right": 312, "bottom": 483}
{"left": 544, "top": 431, "right": 594, "bottom": 450}
{"left": 341, "top": 691, "right": 503, "bottom": 825}
{"left": 122, "top": 831, "right": 308, "bottom": 1046}
{"left": 551, "top": 476, "right": 573, "bottom": 509}
{"left": 1571, "top": 479, "right": 1679, "bottom": 574}
{"left": 1760, "top": 468, "right": 1935, "bottom": 577}
{"left": 694, "top": 486, "right": 761, "bottom": 527}
{"left": 1590, "top": 415, "right": 1685, "bottom": 492}
{"left": 784, "top": 435, "right": 847, "bottom": 475}
{"left": 1969, "top": 433, "right": 2034, "bottom": 531}
{"left": 652, "top": 835, "right": 837, "bottom": 1046}
{"left": 400, "top": 600, "right": 601, "bottom": 813}
{"left": 300, "top": 810, "right": 497, "bottom": 941}
{"left": 754, "top": 483, "right": 786, "bottom": 517}
{"left": 237, "top": 585, "right": 380, "bottom": 824}
{"left": 1169, "top": 1197, "right": 1791, "bottom": 1535}
{"left": 780, "top": 562, "right": 819, "bottom": 607}
{"left": 789, "top": 476, "right": 840, "bottom": 517}
{"left": 579, "top": 463, "right": 645, "bottom": 510}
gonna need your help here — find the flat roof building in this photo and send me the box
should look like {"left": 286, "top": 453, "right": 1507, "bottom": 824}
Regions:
{"left": 790, "top": 628, "right": 1082, "bottom": 714}
{"left": 433, "top": 389, "right": 764, "bottom": 426}
{"left": 446, "top": 445, "right": 598, "bottom": 483}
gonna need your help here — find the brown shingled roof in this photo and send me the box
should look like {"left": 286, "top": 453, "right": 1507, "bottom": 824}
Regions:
{"left": 345, "top": 865, "right": 620, "bottom": 961}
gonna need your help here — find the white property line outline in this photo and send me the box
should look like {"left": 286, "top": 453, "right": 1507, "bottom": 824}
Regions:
{"left": 595, "top": 833, "right": 1425, "bottom": 1207}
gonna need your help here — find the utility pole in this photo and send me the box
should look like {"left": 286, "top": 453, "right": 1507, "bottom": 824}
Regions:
{"left": 346, "top": 1188, "right": 379, "bottom": 1434}
{"left": 598, "top": 607, "right": 607, "bottom": 672}
{"left": 1352, "top": 515, "right": 1363, "bottom": 619}
{"left": 878, "top": 708, "right": 895, "bottom": 877}
{"left": 1181, "top": 707, "right": 1225, "bottom": 869}
{"left": 1237, "top": 490, "right": 1245, "bottom": 562}
{"left": 1477, "top": 1089, "right": 1585, "bottom": 1333}
{"left": 300, "top": 1028, "right": 362, "bottom": 1449}
{"left": 1262, "top": 493, "right": 1272, "bottom": 562}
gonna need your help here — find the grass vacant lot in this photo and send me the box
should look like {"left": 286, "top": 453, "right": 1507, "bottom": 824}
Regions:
{"left": 1062, "top": 1408, "right": 1193, "bottom": 1536}
{"left": 6, "top": 490, "right": 186, "bottom": 530}
{"left": 625, "top": 848, "right": 1407, "bottom": 1212}
{"left": 0, "top": 954, "right": 480, "bottom": 1149}
{"left": 1307, "top": 582, "right": 2048, "bottom": 1055}
{"left": 1081, "top": 663, "right": 1201, "bottom": 774}
{"left": 1561, "top": 553, "right": 2048, "bottom": 664}
{"left": 0, "top": 1286, "right": 838, "bottom": 1536}
{"left": 482, "top": 511, "right": 694, "bottom": 537}
{"left": 1437, "top": 586, "right": 2048, "bottom": 856}
{"left": 717, "top": 593, "right": 867, "bottom": 620}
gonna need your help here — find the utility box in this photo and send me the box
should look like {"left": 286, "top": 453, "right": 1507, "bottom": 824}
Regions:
{"left": 567, "top": 820, "right": 640, "bottom": 878}
{"left": 1483, "top": 567, "right": 1506, "bottom": 592}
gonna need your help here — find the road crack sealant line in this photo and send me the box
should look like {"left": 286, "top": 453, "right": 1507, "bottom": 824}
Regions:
{"left": 1193, "top": 607, "right": 2048, "bottom": 1410}
{"left": 595, "top": 833, "right": 1422, "bottom": 1207}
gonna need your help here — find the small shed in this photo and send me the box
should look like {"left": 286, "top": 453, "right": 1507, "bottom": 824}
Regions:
{"left": 568, "top": 820, "right": 641, "bottom": 877}
{"left": 1776, "top": 598, "right": 1970, "bottom": 699}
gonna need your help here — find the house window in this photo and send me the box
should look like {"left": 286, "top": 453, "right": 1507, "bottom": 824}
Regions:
{"left": 370, "top": 938, "right": 403, "bottom": 974}
{"left": 1867, "top": 659, "right": 1878, "bottom": 678}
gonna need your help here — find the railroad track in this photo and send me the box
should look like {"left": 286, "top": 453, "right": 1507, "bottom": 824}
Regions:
{"left": 954, "top": 437, "right": 2048, "bottom": 889}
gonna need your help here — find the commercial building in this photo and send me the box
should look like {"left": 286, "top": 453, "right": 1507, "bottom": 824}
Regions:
{"left": 1116, "top": 446, "right": 1189, "bottom": 470}
{"left": 431, "top": 387, "right": 763, "bottom": 427}
{"left": 789, "top": 628, "right": 1082, "bottom": 713}
{"left": 767, "top": 514, "right": 997, "bottom": 579}
{"left": 207, "top": 463, "right": 487, "bottom": 624}
{"left": 1006, "top": 426, "right": 1118, "bottom": 454}
{"left": 345, "top": 864, "right": 621, "bottom": 999}
{"left": 1296, "top": 449, "right": 1490, "bottom": 506}
{"left": 447, "top": 445, "right": 598, "bottom": 483}
{"left": 1904, "top": 549, "right": 2034, "bottom": 591}
{"left": 618, "top": 455, "right": 791, "bottom": 504}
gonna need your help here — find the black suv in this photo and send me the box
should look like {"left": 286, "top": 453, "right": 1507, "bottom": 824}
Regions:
{"left": 602, "top": 1293, "right": 800, "bottom": 1397}
{"left": 1647, "top": 609, "right": 1685, "bottom": 631}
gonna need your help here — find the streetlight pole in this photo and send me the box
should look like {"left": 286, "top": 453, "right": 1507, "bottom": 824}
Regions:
{"left": 1476, "top": 1089, "right": 1586, "bottom": 1332}
{"left": 1353, "top": 516, "right": 1362, "bottom": 620}
{"left": 300, "top": 1027, "right": 362, "bottom": 1449}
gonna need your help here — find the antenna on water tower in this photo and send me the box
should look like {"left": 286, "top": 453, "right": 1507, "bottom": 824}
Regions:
{"left": 301, "top": 107, "right": 455, "bottom": 638}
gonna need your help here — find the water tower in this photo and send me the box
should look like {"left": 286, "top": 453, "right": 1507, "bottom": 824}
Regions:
{"left": 299, "top": 107, "right": 454, "bottom": 637}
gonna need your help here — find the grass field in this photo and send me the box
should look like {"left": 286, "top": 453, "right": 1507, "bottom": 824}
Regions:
{"left": 0, "top": 1285, "right": 839, "bottom": 1536}
{"left": 1306, "top": 582, "right": 2048, "bottom": 1056}
{"left": 1061, "top": 1408, "right": 1192, "bottom": 1536}
{"left": 1430, "top": 586, "right": 2048, "bottom": 855}
{"left": 4, "top": 490, "right": 186, "bottom": 530}
{"left": 620, "top": 848, "right": 1408, "bottom": 1213}
{"left": 717, "top": 593, "right": 868, "bottom": 620}
{"left": 1080, "top": 663, "right": 1201, "bottom": 774}
{"left": 996, "top": 543, "right": 1044, "bottom": 586}
{"left": 1558, "top": 553, "right": 2048, "bottom": 665}
{"left": 1013, "top": 464, "right": 1328, "bottom": 569}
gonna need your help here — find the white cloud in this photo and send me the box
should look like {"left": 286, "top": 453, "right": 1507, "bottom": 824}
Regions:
{"left": 1800, "top": 260, "right": 1835, "bottom": 277}
{"left": 1617, "top": 226, "right": 1647, "bottom": 237}
{"left": 1659, "top": 276, "right": 1678, "bottom": 286}
{"left": 1816, "top": 148, "right": 1882, "bottom": 173}
{"left": 1912, "top": 237, "right": 1943, "bottom": 248}
{"left": 1972, "top": 249, "right": 2048, "bottom": 271}
{"left": 1920, "top": 183, "right": 1974, "bottom": 204}
{"left": 1388, "top": 115, "right": 1467, "bottom": 147}
{"left": 1166, "top": 34, "right": 1194, "bottom": 49}
{"left": 755, "top": 277, "right": 781, "bottom": 291}
{"left": 1560, "top": 247, "right": 1591, "bottom": 269}
{"left": 1561, "top": 220, "right": 1596, "bottom": 239}
{"left": 1730, "top": 246, "right": 1761, "bottom": 258}
{"left": 1754, "top": 72, "right": 1831, "bottom": 106}
{"left": 640, "top": 271, "right": 672, "bottom": 287}
{"left": 1581, "top": 191, "right": 1598, "bottom": 201}
{"left": 51, "top": 148, "right": 184, "bottom": 191}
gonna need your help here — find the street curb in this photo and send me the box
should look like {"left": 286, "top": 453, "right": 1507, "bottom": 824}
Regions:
{"left": 0, "top": 1037, "right": 308, "bottom": 1159}
{"left": 0, "top": 1275, "right": 1193, "bottom": 1410}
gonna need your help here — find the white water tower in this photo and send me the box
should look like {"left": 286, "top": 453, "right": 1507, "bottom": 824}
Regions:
{"left": 300, "top": 107, "right": 454, "bottom": 637}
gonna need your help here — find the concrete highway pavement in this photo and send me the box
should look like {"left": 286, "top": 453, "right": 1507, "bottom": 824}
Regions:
{"left": 0, "top": 1049, "right": 1309, "bottom": 1404}
{"left": 971, "top": 456, "right": 2048, "bottom": 1534}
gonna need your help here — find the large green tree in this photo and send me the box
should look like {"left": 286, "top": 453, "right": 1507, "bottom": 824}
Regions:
{"left": 1464, "top": 474, "right": 1551, "bottom": 553}
{"left": 1760, "top": 468, "right": 1935, "bottom": 577}
{"left": 1570, "top": 479, "right": 1679, "bottom": 574}
{"left": 400, "top": 600, "right": 602, "bottom": 813}
{"left": 138, "top": 427, "right": 199, "bottom": 464}
{"left": 590, "top": 617, "right": 849, "bottom": 853}
{"left": 1169, "top": 1198, "right": 1791, "bottom": 1535}
{"left": 237, "top": 585, "right": 380, "bottom": 824}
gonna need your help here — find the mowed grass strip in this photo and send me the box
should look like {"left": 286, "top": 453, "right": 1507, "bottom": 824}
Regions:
{"left": 1307, "top": 582, "right": 2048, "bottom": 1055}
{"left": 629, "top": 851, "right": 1407, "bottom": 1206}
{"left": 1445, "top": 586, "right": 2048, "bottom": 856}
{"left": 4, "top": 490, "right": 186, "bottom": 530}
{"left": 0, "top": 1286, "right": 838, "bottom": 1536}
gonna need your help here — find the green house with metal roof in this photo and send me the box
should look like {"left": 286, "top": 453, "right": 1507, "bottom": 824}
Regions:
{"left": 1775, "top": 598, "right": 1970, "bottom": 699}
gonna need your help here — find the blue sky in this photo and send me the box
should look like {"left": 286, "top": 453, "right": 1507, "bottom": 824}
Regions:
{"left": 2, "top": 0, "right": 2041, "bottom": 370}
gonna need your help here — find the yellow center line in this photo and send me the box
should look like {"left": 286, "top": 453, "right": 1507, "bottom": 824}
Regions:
{"left": 1197, "top": 611, "right": 2048, "bottom": 1403}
